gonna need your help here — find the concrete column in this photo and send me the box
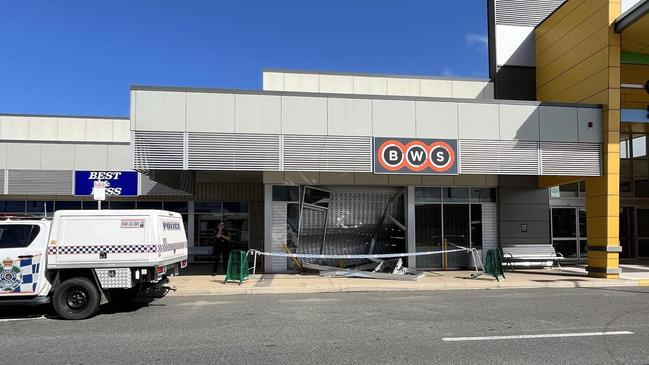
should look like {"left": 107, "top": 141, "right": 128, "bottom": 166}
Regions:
{"left": 406, "top": 186, "right": 416, "bottom": 269}
{"left": 187, "top": 200, "right": 195, "bottom": 247}
{"left": 263, "top": 184, "right": 273, "bottom": 272}
{"left": 585, "top": 112, "right": 621, "bottom": 278}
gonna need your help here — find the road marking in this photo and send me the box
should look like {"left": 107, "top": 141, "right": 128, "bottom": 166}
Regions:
{"left": 0, "top": 316, "right": 46, "bottom": 323}
{"left": 442, "top": 331, "right": 634, "bottom": 342}
{"left": 178, "top": 300, "right": 231, "bottom": 306}
{"left": 279, "top": 298, "right": 339, "bottom": 303}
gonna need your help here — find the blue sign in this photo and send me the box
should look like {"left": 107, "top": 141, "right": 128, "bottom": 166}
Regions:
{"left": 74, "top": 171, "right": 138, "bottom": 196}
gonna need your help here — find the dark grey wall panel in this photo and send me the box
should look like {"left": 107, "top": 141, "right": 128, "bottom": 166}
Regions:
{"left": 494, "top": 66, "right": 536, "bottom": 100}
{"left": 498, "top": 175, "right": 550, "bottom": 246}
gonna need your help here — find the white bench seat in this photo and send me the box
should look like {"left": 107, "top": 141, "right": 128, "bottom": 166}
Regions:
{"left": 501, "top": 244, "right": 565, "bottom": 270}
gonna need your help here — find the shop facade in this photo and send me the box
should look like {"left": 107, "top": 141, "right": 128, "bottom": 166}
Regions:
{"left": 7, "top": 0, "right": 649, "bottom": 277}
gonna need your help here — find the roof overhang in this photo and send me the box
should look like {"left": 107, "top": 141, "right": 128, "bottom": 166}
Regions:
{"left": 615, "top": 0, "right": 649, "bottom": 33}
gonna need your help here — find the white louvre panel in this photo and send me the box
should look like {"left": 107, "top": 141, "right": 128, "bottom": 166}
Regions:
{"left": 8, "top": 170, "right": 72, "bottom": 195}
{"left": 481, "top": 203, "right": 498, "bottom": 262}
{"left": 460, "top": 140, "right": 539, "bottom": 175}
{"left": 270, "top": 201, "right": 288, "bottom": 272}
{"left": 541, "top": 142, "right": 601, "bottom": 176}
{"left": 133, "top": 131, "right": 184, "bottom": 170}
{"left": 283, "top": 135, "right": 372, "bottom": 172}
{"left": 187, "top": 133, "right": 279, "bottom": 171}
{"left": 495, "top": 0, "right": 565, "bottom": 26}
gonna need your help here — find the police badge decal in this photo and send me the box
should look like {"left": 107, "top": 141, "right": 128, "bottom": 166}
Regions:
{"left": 1, "top": 258, "right": 22, "bottom": 292}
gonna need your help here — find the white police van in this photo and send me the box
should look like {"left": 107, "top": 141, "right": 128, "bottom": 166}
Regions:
{"left": 0, "top": 210, "right": 188, "bottom": 320}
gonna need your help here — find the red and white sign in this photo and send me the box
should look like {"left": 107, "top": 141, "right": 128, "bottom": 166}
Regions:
{"left": 374, "top": 137, "right": 457, "bottom": 175}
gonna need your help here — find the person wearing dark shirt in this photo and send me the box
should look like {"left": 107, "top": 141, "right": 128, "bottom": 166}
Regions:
{"left": 212, "top": 222, "right": 231, "bottom": 275}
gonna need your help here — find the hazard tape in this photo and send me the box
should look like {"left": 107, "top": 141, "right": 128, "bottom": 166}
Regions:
{"left": 246, "top": 246, "right": 470, "bottom": 260}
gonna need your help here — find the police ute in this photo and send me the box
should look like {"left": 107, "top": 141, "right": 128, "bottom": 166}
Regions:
{"left": 0, "top": 210, "right": 188, "bottom": 320}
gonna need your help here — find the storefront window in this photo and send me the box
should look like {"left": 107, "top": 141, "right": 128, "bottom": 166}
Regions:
{"left": 137, "top": 201, "right": 163, "bottom": 209}
{"left": 549, "top": 182, "right": 585, "bottom": 198}
{"left": 415, "top": 187, "right": 441, "bottom": 202}
{"left": 163, "top": 201, "right": 188, "bottom": 213}
{"left": 26, "top": 201, "right": 54, "bottom": 213}
{"left": 195, "top": 201, "right": 249, "bottom": 251}
{"left": 82, "top": 201, "right": 100, "bottom": 210}
{"left": 55, "top": 201, "right": 82, "bottom": 210}
{"left": 470, "top": 205, "right": 482, "bottom": 248}
{"left": 551, "top": 207, "right": 587, "bottom": 259}
{"left": 634, "top": 178, "right": 649, "bottom": 198}
{"left": 620, "top": 135, "right": 630, "bottom": 159}
{"left": 195, "top": 202, "right": 221, "bottom": 214}
{"left": 0, "top": 201, "right": 26, "bottom": 214}
{"left": 415, "top": 187, "right": 495, "bottom": 269}
{"left": 223, "top": 202, "right": 248, "bottom": 213}
{"left": 632, "top": 135, "right": 647, "bottom": 158}
{"left": 109, "top": 201, "right": 136, "bottom": 209}
{"left": 444, "top": 188, "right": 469, "bottom": 202}
{"left": 470, "top": 188, "right": 496, "bottom": 202}
{"left": 415, "top": 203, "right": 442, "bottom": 268}
{"left": 272, "top": 186, "right": 299, "bottom": 202}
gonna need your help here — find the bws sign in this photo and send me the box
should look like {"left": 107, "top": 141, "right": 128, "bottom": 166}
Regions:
{"left": 74, "top": 171, "right": 139, "bottom": 196}
{"left": 374, "top": 137, "right": 458, "bottom": 175}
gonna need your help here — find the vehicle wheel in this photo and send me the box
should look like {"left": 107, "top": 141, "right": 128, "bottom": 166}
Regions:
{"left": 52, "top": 277, "right": 100, "bottom": 320}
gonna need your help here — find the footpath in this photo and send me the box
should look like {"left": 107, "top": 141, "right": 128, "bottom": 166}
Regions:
{"left": 169, "top": 264, "right": 649, "bottom": 296}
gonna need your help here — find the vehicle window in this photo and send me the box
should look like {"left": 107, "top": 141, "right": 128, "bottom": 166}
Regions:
{"left": 0, "top": 225, "right": 41, "bottom": 249}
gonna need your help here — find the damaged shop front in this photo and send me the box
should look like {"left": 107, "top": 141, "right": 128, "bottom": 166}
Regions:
{"left": 266, "top": 184, "right": 496, "bottom": 276}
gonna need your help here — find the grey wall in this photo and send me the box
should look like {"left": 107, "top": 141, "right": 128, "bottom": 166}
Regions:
{"left": 498, "top": 175, "right": 550, "bottom": 246}
{"left": 131, "top": 89, "right": 602, "bottom": 143}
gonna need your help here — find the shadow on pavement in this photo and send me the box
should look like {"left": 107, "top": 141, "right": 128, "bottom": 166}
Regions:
{"left": 583, "top": 286, "right": 649, "bottom": 295}
{"left": 0, "top": 296, "right": 163, "bottom": 321}
{"left": 98, "top": 297, "right": 161, "bottom": 315}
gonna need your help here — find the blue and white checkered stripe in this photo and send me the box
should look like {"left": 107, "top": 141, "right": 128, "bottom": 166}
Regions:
{"left": 160, "top": 241, "right": 187, "bottom": 253}
{"left": 49, "top": 245, "right": 157, "bottom": 255}
{"left": 17, "top": 257, "right": 40, "bottom": 293}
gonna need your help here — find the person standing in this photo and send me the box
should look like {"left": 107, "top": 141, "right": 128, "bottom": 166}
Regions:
{"left": 212, "top": 222, "right": 232, "bottom": 275}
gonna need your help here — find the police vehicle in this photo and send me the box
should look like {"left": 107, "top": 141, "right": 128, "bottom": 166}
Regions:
{"left": 0, "top": 210, "right": 188, "bottom": 320}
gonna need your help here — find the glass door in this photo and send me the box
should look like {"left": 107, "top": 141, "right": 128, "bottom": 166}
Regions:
{"left": 636, "top": 208, "right": 649, "bottom": 257}
{"left": 620, "top": 206, "right": 635, "bottom": 258}
{"left": 578, "top": 208, "right": 587, "bottom": 259}
{"left": 443, "top": 204, "right": 470, "bottom": 268}
{"left": 415, "top": 203, "right": 442, "bottom": 268}
{"left": 551, "top": 208, "right": 577, "bottom": 259}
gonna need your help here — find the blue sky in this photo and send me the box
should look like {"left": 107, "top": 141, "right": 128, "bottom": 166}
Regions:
{"left": 0, "top": 1, "right": 488, "bottom": 117}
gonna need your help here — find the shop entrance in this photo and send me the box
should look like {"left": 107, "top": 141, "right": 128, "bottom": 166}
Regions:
{"left": 619, "top": 206, "right": 649, "bottom": 259}
{"left": 550, "top": 207, "right": 587, "bottom": 261}
{"left": 414, "top": 187, "right": 496, "bottom": 270}
{"left": 194, "top": 202, "right": 250, "bottom": 262}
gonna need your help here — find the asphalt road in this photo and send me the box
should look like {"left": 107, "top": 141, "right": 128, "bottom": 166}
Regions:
{"left": 2, "top": 287, "right": 649, "bottom": 364}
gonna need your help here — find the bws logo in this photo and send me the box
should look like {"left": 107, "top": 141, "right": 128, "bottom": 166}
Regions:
{"left": 162, "top": 221, "right": 181, "bottom": 231}
{"left": 374, "top": 138, "right": 457, "bottom": 174}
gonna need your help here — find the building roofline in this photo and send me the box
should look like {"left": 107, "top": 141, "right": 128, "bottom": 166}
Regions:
{"left": 131, "top": 84, "right": 601, "bottom": 109}
{"left": 262, "top": 68, "right": 491, "bottom": 82}
{"left": 0, "top": 112, "right": 128, "bottom": 120}
{"left": 615, "top": 0, "right": 649, "bottom": 32}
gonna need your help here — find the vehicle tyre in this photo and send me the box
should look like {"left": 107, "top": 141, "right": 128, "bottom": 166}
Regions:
{"left": 52, "top": 277, "right": 100, "bottom": 320}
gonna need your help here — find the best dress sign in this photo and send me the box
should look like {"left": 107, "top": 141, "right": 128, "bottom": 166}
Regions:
{"left": 373, "top": 137, "right": 458, "bottom": 175}
{"left": 74, "top": 171, "right": 139, "bottom": 196}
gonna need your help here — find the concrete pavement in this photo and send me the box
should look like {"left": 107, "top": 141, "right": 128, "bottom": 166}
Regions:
{"left": 169, "top": 263, "right": 649, "bottom": 296}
